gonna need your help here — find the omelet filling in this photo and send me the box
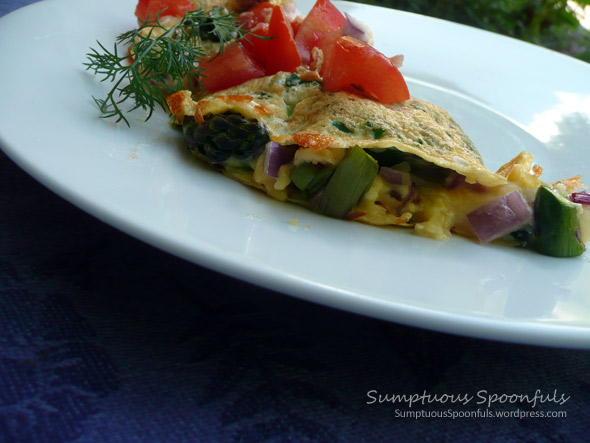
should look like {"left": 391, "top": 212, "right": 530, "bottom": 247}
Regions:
{"left": 244, "top": 145, "right": 525, "bottom": 242}
{"left": 168, "top": 72, "right": 590, "bottom": 255}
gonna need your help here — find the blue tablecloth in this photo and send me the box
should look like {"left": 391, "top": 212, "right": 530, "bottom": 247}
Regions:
{"left": 1, "top": 1, "right": 590, "bottom": 441}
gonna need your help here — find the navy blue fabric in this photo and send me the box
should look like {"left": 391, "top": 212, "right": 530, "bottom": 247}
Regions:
{"left": 2, "top": 1, "right": 590, "bottom": 441}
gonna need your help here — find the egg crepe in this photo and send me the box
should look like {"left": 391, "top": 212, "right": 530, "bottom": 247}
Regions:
{"left": 167, "top": 71, "right": 590, "bottom": 252}
{"left": 170, "top": 72, "right": 503, "bottom": 182}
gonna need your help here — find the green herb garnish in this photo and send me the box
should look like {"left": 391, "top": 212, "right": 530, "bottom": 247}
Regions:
{"left": 286, "top": 104, "right": 295, "bottom": 117}
{"left": 370, "top": 127, "right": 386, "bottom": 139}
{"left": 332, "top": 120, "right": 354, "bottom": 134}
{"left": 284, "top": 73, "right": 321, "bottom": 87}
{"left": 285, "top": 73, "right": 302, "bottom": 87}
{"left": 84, "top": 9, "right": 251, "bottom": 126}
{"left": 365, "top": 121, "right": 385, "bottom": 139}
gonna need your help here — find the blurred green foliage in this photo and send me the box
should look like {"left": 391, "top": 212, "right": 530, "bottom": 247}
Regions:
{"left": 355, "top": 0, "right": 590, "bottom": 62}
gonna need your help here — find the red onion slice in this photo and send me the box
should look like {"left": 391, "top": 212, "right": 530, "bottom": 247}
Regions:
{"left": 379, "top": 167, "right": 411, "bottom": 186}
{"left": 264, "top": 142, "right": 296, "bottom": 178}
{"left": 570, "top": 191, "right": 590, "bottom": 205}
{"left": 467, "top": 191, "right": 533, "bottom": 243}
{"left": 396, "top": 186, "right": 417, "bottom": 216}
{"left": 342, "top": 12, "right": 373, "bottom": 45}
{"left": 445, "top": 173, "right": 466, "bottom": 189}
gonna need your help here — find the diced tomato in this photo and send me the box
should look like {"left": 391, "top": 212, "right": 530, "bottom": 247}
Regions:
{"left": 321, "top": 36, "right": 410, "bottom": 104}
{"left": 265, "top": 6, "right": 302, "bottom": 75}
{"left": 294, "top": 0, "right": 346, "bottom": 65}
{"left": 199, "top": 42, "right": 265, "bottom": 93}
{"left": 290, "top": 15, "right": 303, "bottom": 36}
{"left": 135, "top": 0, "right": 194, "bottom": 23}
{"left": 241, "top": 22, "right": 271, "bottom": 66}
{"left": 238, "top": 2, "right": 274, "bottom": 30}
{"left": 240, "top": 4, "right": 302, "bottom": 75}
{"left": 135, "top": 0, "right": 150, "bottom": 21}
{"left": 238, "top": 2, "right": 273, "bottom": 65}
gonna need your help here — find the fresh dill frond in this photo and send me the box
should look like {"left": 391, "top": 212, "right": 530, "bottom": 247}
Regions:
{"left": 84, "top": 9, "right": 251, "bottom": 126}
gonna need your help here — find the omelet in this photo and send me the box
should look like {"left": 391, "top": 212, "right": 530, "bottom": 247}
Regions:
{"left": 166, "top": 70, "right": 590, "bottom": 256}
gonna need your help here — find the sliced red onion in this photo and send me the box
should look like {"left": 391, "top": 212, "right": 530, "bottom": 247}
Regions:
{"left": 396, "top": 186, "right": 417, "bottom": 216}
{"left": 264, "top": 142, "right": 296, "bottom": 178}
{"left": 445, "top": 173, "right": 466, "bottom": 189}
{"left": 467, "top": 191, "right": 533, "bottom": 243}
{"left": 389, "top": 189, "right": 403, "bottom": 201}
{"left": 379, "top": 167, "right": 411, "bottom": 186}
{"left": 379, "top": 167, "right": 404, "bottom": 185}
{"left": 570, "top": 191, "right": 590, "bottom": 205}
{"left": 342, "top": 12, "right": 373, "bottom": 45}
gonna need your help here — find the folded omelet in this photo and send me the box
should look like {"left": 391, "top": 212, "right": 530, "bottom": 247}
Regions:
{"left": 167, "top": 71, "right": 590, "bottom": 256}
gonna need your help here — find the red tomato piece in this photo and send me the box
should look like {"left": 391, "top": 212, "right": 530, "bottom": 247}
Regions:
{"left": 199, "top": 42, "right": 265, "bottom": 93}
{"left": 289, "top": 15, "right": 303, "bottom": 35}
{"left": 238, "top": 2, "right": 274, "bottom": 30}
{"left": 241, "top": 22, "right": 270, "bottom": 66}
{"left": 265, "top": 6, "right": 302, "bottom": 75}
{"left": 321, "top": 36, "right": 410, "bottom": 104}
{"left": 135, "top": 0, "right": 194, "bottom": 23}
{"left": 294, "top": 0, "right": 346, "bottom": 65}
{"left": 135, "top": 0, "right": 150, "bottom": 21}
{"left": 238, "top": 2, "right": 273, "bottom": 65}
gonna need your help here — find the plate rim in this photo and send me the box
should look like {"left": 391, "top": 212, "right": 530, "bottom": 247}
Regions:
{"left": 1, "top": 0, "right": 590, "bottom": 349}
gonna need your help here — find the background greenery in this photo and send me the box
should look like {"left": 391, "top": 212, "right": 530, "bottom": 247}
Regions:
{"left": 355, "top": 0, "right": 590, "bottom": 62}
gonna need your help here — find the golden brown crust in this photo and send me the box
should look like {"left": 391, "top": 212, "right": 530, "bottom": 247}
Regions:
{"left": 166, "top": 90, "right": 196, "bottom": 123}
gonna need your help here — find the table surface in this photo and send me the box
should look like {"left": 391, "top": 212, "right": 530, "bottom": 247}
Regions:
{"left": 1, "top": 1, "right": 590, "bottom": 441}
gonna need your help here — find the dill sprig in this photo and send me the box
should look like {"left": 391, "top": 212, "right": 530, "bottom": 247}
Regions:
{"left": 84, "top": 9, "right": 250, "bottom": 126}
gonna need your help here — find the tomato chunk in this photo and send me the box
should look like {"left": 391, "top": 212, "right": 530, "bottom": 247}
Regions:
{"left": 241, "top": 22, "right": 271, "bottom": 66}
{"left": 265, "top": 6, "right": 302, "bottom": 75}
{"left": 135, "top": 0, "right": 194, "bottom": 23}
{"left": 321, "top": 36, "right": 410, "bottom": 104}
{"left": 294, "top": 0, "right": 346, "bottom": 65}
{"left": 199, "top": 42, "right": 265, "bottom": 93}
{"left": 238, "top": 2, "right": 273, "bottom": 65}
{"left": 135, "top": 0, "right": 150, "bottom": 21}
{"left": 238, "top": 2, "right": 274, "bottom": 30}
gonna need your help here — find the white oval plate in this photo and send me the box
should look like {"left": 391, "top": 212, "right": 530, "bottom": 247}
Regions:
{"left": 1, "top": 0, "right": 590, "bottom": 348}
